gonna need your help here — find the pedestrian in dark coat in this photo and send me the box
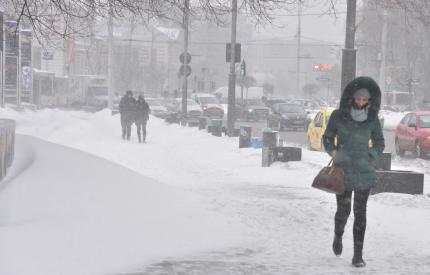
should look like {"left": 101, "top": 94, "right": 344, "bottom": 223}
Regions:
{"left": 119, "top": 90, "right": 137, "bottom": 140}
{"left": 323, "top": 76, "right": 385, "bottom": 267}
{"left": 135, "top": 95, "right": 150, "bottom": 143}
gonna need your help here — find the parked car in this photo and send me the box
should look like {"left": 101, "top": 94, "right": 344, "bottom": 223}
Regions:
{"left": 395, "top": 111, "right": 430, "bottom": 158}
{"left": 307, "top": 108, "right": 334, "bottom": 151}
{"left": 290, "top": 99, "right": 322, "bottom": 112}
{"left": 191, "top": 93, "right": 224, "bottom": 118}
{"left": 264, "top": 98, "right": 287, "bottom": 109}
{"left": 145, "top": 98, "right": 169, "bottom": 119}
{"left": 267, "top": 103, "right": 310, "bottom": 131}
{"left": 237, "top": 98, "right": 270, "bottom": 121}
{"left": 163, "top": 98, "right": 203, "bottom": 126}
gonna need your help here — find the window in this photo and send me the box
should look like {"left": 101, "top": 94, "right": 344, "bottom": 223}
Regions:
{"left": 400, "top": 114, "right": 411, "bottom": 125}
{"left": 198, "top": 97, "right": 219, "bottom": 104}
{"left": 418, "top": 115, "right": 430, "bottom": 128}
{"left": 313, "top": 113, "right": 321, "bottom": 124}
{"left": 408, "top": 114, "right": 416, "bottom": 127}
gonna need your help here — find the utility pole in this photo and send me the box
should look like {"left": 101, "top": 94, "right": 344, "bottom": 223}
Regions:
{"left": 0, "top": 10, "right": 3, "bottom": 107}
{"left": 17, "top": 27, "right": 21, "bottom": 107}
{"left": 379, "top": 9, "right": 388, "bottom": 103}
{"left": 181, "top": 0, "right": 190, "bottom": 125}
{"left": 227, "top": 0, "right": 238, "bottom": 136}
{"left": 107, "top": 4, "right": 114, "bottom": 110}
{"left": 296, "top": 0, "right": 302, "bottom": 93}
{"left": 340, "top": 0, "right": 357, "bottom": 94}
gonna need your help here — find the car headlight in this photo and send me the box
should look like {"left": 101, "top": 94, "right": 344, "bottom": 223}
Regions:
{"left": 248, "top": 109, "right": 254, "bottom": 112}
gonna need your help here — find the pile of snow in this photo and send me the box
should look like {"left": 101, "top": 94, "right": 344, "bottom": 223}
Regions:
{"left": 0, "top": 107, "right": 429, "bottom": 274}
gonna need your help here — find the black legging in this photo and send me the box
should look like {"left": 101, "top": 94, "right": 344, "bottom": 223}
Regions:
{"left": 334, "top": 189, "right": 370, "bottom": 253}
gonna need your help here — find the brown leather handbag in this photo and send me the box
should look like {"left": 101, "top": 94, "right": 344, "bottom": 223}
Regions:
{"left": 312, "top": 159, "right": 346, "bottom": 194}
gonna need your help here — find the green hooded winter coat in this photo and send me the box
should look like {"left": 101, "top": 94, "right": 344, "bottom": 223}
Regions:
{"left": 323, "top": 77, "right": 385, "bottom": 191}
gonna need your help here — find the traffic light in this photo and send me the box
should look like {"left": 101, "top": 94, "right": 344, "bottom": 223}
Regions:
{"left": 240, "top": 59, "right": 246, "bottom": 77}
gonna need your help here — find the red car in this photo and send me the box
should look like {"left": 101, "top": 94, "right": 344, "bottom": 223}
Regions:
{"left": 395, "top": 111, "right": 430, "bottom": 158}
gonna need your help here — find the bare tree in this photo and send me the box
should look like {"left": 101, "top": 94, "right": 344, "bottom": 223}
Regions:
{"left": 1, "top": 0, "right": 340, "bottom": 42}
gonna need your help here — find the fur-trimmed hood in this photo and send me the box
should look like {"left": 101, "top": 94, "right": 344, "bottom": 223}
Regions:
{"left": 339, "top": 76, "right": 381, "bottom": 121}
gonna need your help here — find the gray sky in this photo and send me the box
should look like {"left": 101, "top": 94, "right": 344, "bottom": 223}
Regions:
{"left": 254, "top": 1, "right": 348, "bottom": 45}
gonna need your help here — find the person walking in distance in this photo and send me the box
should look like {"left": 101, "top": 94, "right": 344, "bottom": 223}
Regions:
{"left": 119, "top": 90, "right": 136, "bottom": 140}
{"left": 323, "top": 77, "right": 385, "bottom": 267}
{"left": 135, "top": 95, "right": 150, "bottom": 143}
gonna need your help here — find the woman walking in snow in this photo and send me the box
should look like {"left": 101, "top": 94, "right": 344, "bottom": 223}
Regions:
{"left": 322, "top": 77, "right": 385, "bottom": 267}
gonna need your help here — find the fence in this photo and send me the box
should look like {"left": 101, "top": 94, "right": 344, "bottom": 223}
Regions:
{"left": 0, "top": 119, "right": 16, "bottom": 180}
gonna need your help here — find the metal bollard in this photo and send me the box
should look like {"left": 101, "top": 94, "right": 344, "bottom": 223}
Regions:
{"left": 262, "top": 130, "right": 278, "bottom": 148}
{"left": 210, "top": 118, "right": 223, "bottom": 137}
{"left": 262, "top": 147, "right": 274, "bottom": 167}
{"left": 198, "top": 117, "right": 207, "bottom": 130}
{"left": 239, "top": 126, "right": 252, "bottom": 148}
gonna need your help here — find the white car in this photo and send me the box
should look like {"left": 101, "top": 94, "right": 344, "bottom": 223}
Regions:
{"left": 174, "top": 98, "right": 203, "bottom": 125}
{"left": 145, "top": 98, "right": 169, "bottom": 118}
{"left": 191, "top": 93, "right": 224, "bottom": 118}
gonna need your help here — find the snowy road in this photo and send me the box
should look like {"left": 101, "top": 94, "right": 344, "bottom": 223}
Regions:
{"left": 1, "top": 108, "right": 429, "bottom": 275}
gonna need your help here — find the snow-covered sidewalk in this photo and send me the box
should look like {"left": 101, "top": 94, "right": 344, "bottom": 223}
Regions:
{"left": 1, "top": 108, "right": 429, "bottom": 274}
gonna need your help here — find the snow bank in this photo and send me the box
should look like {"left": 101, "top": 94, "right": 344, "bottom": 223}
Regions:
{"left": 0, "top": 135, "right": 241, "bottom": 275}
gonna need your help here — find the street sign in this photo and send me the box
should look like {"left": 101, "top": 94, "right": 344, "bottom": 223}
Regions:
{"left": 179, "top": 52, "right": 192, "bottom": 64}
{"left": 42, "top": 51, "right": 54, "bottom": 60}
{"left": 226, "top": 43, "right": 241, "bottom": 63}
{"left": 179, "top": 65, "right": 192, "bottom": 77}
{"left": 313, "top": 63, "right": 335, "bottom": 72}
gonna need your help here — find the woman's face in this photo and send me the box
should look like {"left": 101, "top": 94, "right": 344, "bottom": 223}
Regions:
{"left": 353, "top": 96, "right": 369, "bottom": 109}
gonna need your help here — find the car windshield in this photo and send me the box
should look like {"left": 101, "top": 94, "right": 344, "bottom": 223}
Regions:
{"left": 145, "top": 99, "right": 162, "bottom": 106}
{"left": 187, "top": 99, "right": 198, "bottom": 106}
{"left": 278, "top": 104, "right": 306, "bottom": 113}
{"left": 199, "top": 97, "right": 219, "bottom": 104}
{"left": 325, "top": 114, "right": 331, "bottom": 125}
{"left": 419, "top": 115, "right": 430, "bottom": 128}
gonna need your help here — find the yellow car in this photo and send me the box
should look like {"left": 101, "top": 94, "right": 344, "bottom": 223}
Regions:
{"left": 307, "top": 108, "right": 374, "bottom": 151}
{"left": 307, "top": 109, "right": 334, "bottom": 151}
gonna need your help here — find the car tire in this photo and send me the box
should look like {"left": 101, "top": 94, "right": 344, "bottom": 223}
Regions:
{"left": 395, "top": 138, "right": 405, "bottom": 157}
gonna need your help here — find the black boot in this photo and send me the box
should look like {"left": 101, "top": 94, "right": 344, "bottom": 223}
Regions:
{"left": 332, "top": 234, "right": 342, "bottom": 256}
{"left": 352, "top": 251, "right": 366, "bottom": 267}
